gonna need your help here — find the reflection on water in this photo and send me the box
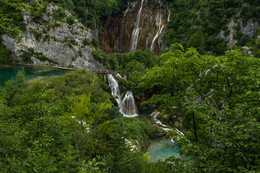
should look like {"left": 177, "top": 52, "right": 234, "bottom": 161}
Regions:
{"left": 0, "top": 65, "right": 68, "bottom": 86}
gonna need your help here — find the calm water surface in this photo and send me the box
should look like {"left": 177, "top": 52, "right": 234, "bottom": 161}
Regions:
{"left": 147, "top": 138, "right": 181, "bottom": 162}
{"left": 0, "top": 65, "right": 68, "bottom": 86}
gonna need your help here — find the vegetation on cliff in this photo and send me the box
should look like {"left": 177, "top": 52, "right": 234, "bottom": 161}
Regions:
{"left": 165, "top": 0, "right": 260, "bottom": 56}
{"left": 0, "top": 0, "right": 259, "bottom": 172}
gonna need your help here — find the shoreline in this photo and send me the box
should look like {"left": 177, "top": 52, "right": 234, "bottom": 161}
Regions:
{"left": 0, "top": 63, "right": 76, "bottom": 71}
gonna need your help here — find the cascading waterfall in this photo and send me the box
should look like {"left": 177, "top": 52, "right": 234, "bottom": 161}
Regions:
{"left": 152, "top": 112, "right": 184, "bottom": 143}
{"left": 108, "top": 74, "right": 137, "bottom": 117}
{"left": 108, "top": 74, "right": 123, "bottom": 112}
{"left": 150, "top": 0, "right": 165, "bottom": 51}
{"left": 122, "top": 91, "right": 137, "bottom": 117}
{"left": 130, "top": 0, "right": 145, "bottom": 51}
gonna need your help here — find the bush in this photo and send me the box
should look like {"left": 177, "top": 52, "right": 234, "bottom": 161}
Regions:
{"left": 82, "top": 38, "right": 91, "bottom": 46}
{"left": 0, "top": 47, "right": 12, "bottom": 64}
{"left": 66, "top": 15, "right": 75, "bottom": 25}
{"left": 91, "top": 38, "right": 99, "bottom": 47}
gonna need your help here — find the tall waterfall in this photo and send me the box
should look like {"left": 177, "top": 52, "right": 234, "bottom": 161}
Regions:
{"left": 150, "top": 0, "right": 165, "bottom": 51}
{"left": 130, "top": 0, "right": 145, "bottom": 51}
{"left": 108, "top": 74, "right": 137, "bottom": 117}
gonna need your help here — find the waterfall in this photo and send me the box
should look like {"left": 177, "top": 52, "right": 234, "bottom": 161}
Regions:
{"left": 108, "top": 74, "right": 137, "bottom": 117}
{"left": 150, "top": 0, "right": 165, "bottom": 51}
{"left": 122, "top": 91, "right": 137, "bottom": 117}
{"left": 130, "top": 0, "right": 145, "bottom": 51}
{"left": 152, "top": 112, "right": 184, "bottom": 142}
{"left": 108, "top": 74, "right": 123, "bottom": 112}
{"left": 167, "top": 3, "right": 171, "bottom": 22}
{"left": 124, "top": 3, "right": 130, "bottom": 19}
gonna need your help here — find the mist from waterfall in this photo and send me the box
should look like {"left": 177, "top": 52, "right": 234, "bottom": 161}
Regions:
{"left": 108, "top": 74, "right": 137, "bottom": 117}
{"left": 130, "top": 0, "right": 145, "bottom": 51}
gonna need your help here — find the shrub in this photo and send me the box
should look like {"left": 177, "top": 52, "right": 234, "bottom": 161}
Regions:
{"left": 82, "top": 38, "right": 91, "bottom": 46}
{"left": 91, "top": 38, "right": 99, "bottom": 47}
{"left": 66, "top": 15, "right": 75, "bottom": 25}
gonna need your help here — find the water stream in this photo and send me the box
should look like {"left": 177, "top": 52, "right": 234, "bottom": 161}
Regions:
{"left": 130, "top": 0, "right": 145, "bottom": 51}
{"left": 150, "top": 0, "right": 165, "bottom": 51}
{"left": 108, "top": 74, "right": 137, "bottom": 117}
{"left": 167, "top": 3, "right": 171, "bottom": 22}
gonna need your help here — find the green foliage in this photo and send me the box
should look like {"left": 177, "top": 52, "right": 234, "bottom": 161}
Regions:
{"left": 140, "top": 44, "right": 260, "bottom": 172}
{"left": 0, "top": 70, "right": 123, "bottom": 171}
{"left": 82, "top": 38, "right": 91, "bottom": 47}
{"left": 52, "top": 7, "right": 66, "bottom": 21}
{"left": 19, "top": 48, "right": 58, "bottom": 64}
{"left": 119, "top": 117, "right": 164, "bottom": 149}
{"left": 44, "top": 0, "right": 127, "bottom": 29}
{"left": 66, "top": 15, "right": 75, "bottom": 25}
{"left": 30, "top": 29, "right": 42, "bottom": 41}
{"left": 78, "top": 156, "right": 108, "bottom": 173}
{"left": 0, "top": 0, "right": 27, "bottom": 40}
{"left": 165, "top": 0, "right": 260, "bottom": 55}
{"left": 91, "top": 38, "right": 100, "bottom": 47}
{"left": 0, "top": 43, "right": 12, "bottom": 64}
{"left": 92, "top": 49, "right": 159, "bottom": 99}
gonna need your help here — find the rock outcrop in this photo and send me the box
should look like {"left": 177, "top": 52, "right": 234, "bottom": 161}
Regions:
{"left": 99, "top": 0, "right": 170, "bottom": 54}
{"left": 2, "top": 4, "right": 102, "bottom": 71}
{"left": 218, "top": 19, "right": 259, "bottom": 49}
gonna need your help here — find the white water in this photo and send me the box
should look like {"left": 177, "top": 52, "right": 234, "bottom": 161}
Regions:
{"left": 122, "top": 91, "right": 138, "bottom": 117}
{"left": 167, "top": 3, "right": 171, "bottom": 22}
{"left": 152, "top": 112, "right": 184, "bottom": 142}
{"left": 108, "top": 74, "right": 123, "bottom": 112}
{"left": 124, "top": 3, "right": 130, "bottom": 19}
{"left": 150, "top": 0, "right": 165, "bottom": 51}
{"left": 130, "top": 0, "right": 145, "bottom": 51}
{"left": 108, "top": 74, "right": 137, "bottom": 117}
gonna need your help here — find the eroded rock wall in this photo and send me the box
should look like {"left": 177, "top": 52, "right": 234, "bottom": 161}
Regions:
{"left": 99, "top": 0, "right": 170, "bottom": 54}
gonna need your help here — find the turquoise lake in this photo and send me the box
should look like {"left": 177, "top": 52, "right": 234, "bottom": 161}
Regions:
{"left": 0, "top": 65, "right": 68, "bottom": 86}
{"left": 147, "top": 138, "right": 181, "bottom": 162}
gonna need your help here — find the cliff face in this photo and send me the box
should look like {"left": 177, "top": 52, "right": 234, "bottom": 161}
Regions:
{"left": 2, "top": 4, "right": 102, "bottom": 71}
{"left": 99, "top": 0, "right": 170, "bottom": 54}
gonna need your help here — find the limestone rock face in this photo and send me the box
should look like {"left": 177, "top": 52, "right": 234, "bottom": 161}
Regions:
{"left": 2, "top": 4, "right": 102, "bottom": 71}
{"left": 99, "top": 0, "right": 170, "bottom": 54}
{"left": 218, "top": 19, "right": 259, "bottom": 49}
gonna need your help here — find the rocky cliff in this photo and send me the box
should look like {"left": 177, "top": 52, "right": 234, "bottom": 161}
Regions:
{"left": 99, "top": 0, "right": 170, "bottom": 54}
{"left": 218, "top": 19, "right": 259, "bottom": 49}
{"left": 2, "top": 4, "right": 102, "bottom": 71}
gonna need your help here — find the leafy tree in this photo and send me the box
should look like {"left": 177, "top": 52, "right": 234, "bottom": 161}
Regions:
{"left": 140, "top": 43, "right": 260, "bottom": 172}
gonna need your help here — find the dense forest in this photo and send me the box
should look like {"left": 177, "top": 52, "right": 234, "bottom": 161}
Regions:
{"left": 0, "top": 0, "right": 259, "bottom": 172}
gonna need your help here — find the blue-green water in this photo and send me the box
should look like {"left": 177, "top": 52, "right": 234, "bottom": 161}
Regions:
{"left": 147, "top": 138, "right": 181, "bottom": 162}
{"left": 0, "top": 65, "right": 68, "bottom": 86}
{"left": 138, "top": 109, "right": 181, "bottom": 162}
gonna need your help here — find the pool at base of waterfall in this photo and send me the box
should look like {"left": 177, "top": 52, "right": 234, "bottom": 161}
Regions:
{"left": 147, "top": 138, "right": 181, "bottom": 162}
